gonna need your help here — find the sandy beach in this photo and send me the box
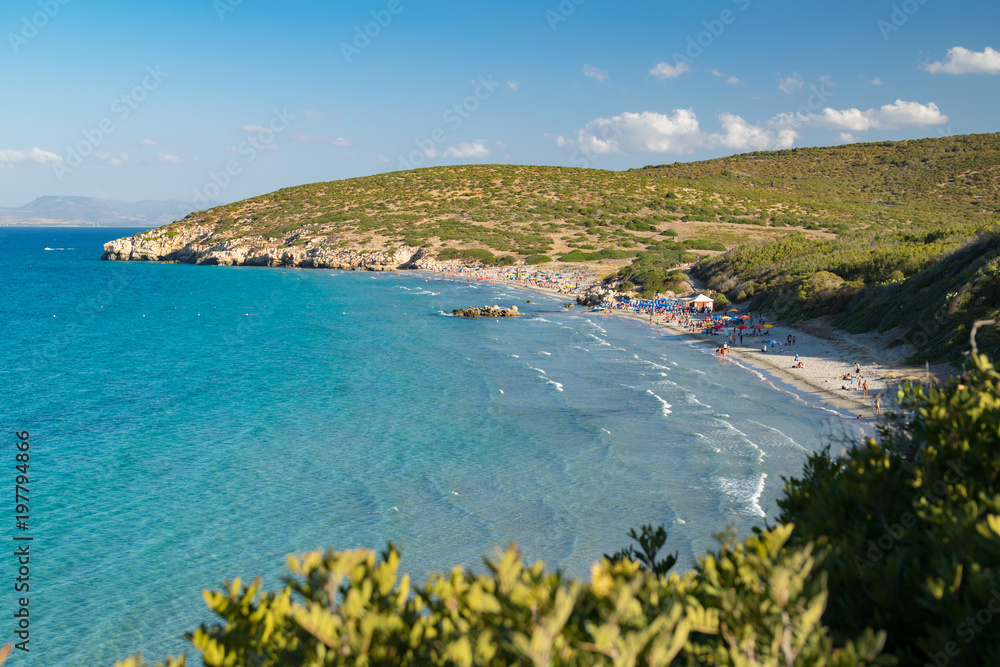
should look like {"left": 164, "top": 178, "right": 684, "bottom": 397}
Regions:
{"left": 594, "top": 307, "right": 955, "bottom": 422}
{"left": 419, "top": 262, "right": 954, "bottom": 422}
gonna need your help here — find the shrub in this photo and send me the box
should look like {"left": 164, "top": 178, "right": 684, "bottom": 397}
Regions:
{"left": 776, "top": 354, "right": 1000, "bottom": 665}
{"left": 525, "top": 254, "right": 552, "bottom": 265}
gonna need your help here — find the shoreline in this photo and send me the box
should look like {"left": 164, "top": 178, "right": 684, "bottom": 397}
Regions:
{"left": 589, "top": 307, "right": 949, "bottom": 423}
{"left": 414, "top": 264, "right": 948, "bottom": 422}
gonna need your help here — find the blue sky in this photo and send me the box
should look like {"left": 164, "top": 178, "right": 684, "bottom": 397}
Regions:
{"left": 1, "top": 0, "right": 998, "bottom": 207}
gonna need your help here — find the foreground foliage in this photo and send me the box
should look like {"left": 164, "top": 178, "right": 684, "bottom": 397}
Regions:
{"left": 777, "top": 353, "right": 1000, "bottom": 665}
{"left": 119, "top": 524, "right": 885, "bottom": 666}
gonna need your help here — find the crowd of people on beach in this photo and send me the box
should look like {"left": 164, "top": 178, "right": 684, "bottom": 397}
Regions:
{"left": 603, "top": 296, "right": 888, "bottom": 419}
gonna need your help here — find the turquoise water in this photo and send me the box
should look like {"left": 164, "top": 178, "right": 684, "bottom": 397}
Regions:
{"left": 2, "top": 228, "right": 865, "bottom": 665}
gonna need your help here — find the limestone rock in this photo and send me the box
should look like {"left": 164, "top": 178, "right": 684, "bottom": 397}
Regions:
{"left": 576, "top": 282, "right": 616, "bottom": 307}
{"left": 450, "top": 305, "right": 523, "bottom": 318}
{"left": 101, "top": 225, "right": 426, "bottom": 271}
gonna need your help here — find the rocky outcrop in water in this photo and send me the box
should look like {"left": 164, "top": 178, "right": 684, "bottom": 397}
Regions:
{"left": 101, "top": 225, "right": 429, "bottom": 271}
{"left": 450, "top": 305, "right": 523, "bottom": 318}
{"left": 576, "top": 282, "right": 617, "bottom": 307}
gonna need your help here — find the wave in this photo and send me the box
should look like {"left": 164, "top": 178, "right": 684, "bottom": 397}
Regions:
{"left": 645, "top": 389, "right": 672, "bottom": 416}
{"left": 718, "top": 473, "right": 767, "bottom": 518}
{"left": 546, "top": 380, "right": 564, "bottom": 392}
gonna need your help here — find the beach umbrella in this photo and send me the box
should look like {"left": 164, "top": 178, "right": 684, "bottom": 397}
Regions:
{"left": 739, "top": 315, "right": 751, "bottom": 320}
{"left": 737, "top": 325, "right": 748, "bottom": 330}
{"left": 763, "top": 324, "right": 774, "bottom": 328}
{"left": 752, "top": 324, "right": 764, "bottom": 329}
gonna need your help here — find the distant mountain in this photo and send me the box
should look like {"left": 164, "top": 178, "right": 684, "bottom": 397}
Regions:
{"left": 0, "top": 196, "right": 218, "bottom": 226}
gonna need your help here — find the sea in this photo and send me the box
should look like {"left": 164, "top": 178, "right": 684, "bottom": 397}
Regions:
{"left": 1, "top": 227, "right": 870, "bottom": 665}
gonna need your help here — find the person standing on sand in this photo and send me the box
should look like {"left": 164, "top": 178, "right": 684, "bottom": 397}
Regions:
{"left": 874, "top": 394, "right": 882, "bottom": 415}
{"left": 862, "top": 379, "right": 869, "bottom": 397}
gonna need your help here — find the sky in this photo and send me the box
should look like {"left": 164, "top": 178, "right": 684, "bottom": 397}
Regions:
{"left": 0, "top": 0, "right": 998, "bottom": 208}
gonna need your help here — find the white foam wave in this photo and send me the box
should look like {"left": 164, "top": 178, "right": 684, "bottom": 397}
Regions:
{"left": 645, "top": 389, "right": 672, "bottom": 416}
{"left": 586, "top": 333, "right": 611, "bottom": 347}
{"left": 546, "top": 380, "right": 564, "bottom": 391}
{"left": 718, "top": 474, "right": 767, "bottom": 517}
{"left": 717, "top": 418, "right": 766, "bottom": 463}
{"left": 540, "top": 351, "right": 552, "bottom": 356}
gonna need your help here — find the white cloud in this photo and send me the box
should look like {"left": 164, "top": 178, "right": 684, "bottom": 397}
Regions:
{"left": 708, "top": 114, "right": 797, "bottom": 151}
{"left": 582, "top": 64, "right": 608, "bottom": 82}
{"left": 242, "top": 124, "right": 269, "bottom": 133}
{"left": 710, "top": 69, "right": 742, "bottom": 85}
{"left": 96, "top": 152, "right": 129, "bottom": 166}
{"left": 127, "top": 139, "right": 157, "bottom": 147}
{"left": 798, "top": 100, "right": 948, "bottom": 131}
{"left": 871, "top": 77, "right": 883, "bottom": 86}
{"left": 649, "top": 61, "right": 690, "bottom": 80}
{"left": 0, "top": 148, "right": 64, "bottom": 167}
{"left": 304, "top": 109, "right": 327, "bottom": 119}
{"left": 924, "top": 46, "right": 1000, "bottom": 75}
{"left": 555, "top": 99, "right": 948, "bottom": 159}
{"left": 292, "top": 133, "right": 351, "bottom": 147}
{"left": 506, "top": 81, "right": 519, "bottom": 92}
{"left": 556, "top": 110, "right": 703, "bottom": 155}
{"left": 157, "top": 153, "right": 186, "bottom": 163}
{"left": 378, "top": 155, "right": 391, "bottom": 164}
{"left": 778, "top": 72, "right": 803, "bottom": 94}
{"left": 442, "top": 140, "right": 489, "bottom": 159}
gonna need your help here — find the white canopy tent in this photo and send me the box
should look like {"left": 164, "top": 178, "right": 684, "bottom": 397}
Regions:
{"left": 688, "top": 294, "right": 714, "bottom": 313}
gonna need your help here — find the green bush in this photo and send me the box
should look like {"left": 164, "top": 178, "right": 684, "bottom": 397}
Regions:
{"left": 525, "top": 254, "right": 552, "bottom": 265}
{"left": 118, "top": 525, "right": 886, "bottom": 667}
{"left": 776, "top": 354, "right": 1000, "bottom": 665}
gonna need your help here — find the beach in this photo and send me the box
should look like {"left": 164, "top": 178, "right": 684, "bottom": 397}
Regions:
{"left": 419, "top": 261, "right": 951, "bottom": 421}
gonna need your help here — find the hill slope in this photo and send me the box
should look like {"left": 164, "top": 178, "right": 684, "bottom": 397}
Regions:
{"left": 102, "top": 133, "right": 1000, "bottom": 362}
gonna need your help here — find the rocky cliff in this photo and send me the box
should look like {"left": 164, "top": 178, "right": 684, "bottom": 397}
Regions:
{"left": 101, "top": 224, "right": 433, "bottom": 271}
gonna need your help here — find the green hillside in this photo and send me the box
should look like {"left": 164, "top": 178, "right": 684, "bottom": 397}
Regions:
{"left": 155, "top": 133, "right": 999, "bottom": 363}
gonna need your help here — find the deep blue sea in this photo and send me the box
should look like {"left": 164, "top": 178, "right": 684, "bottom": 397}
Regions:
{"left": 1, "top": 227, "right": 867, "bottom": 665}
